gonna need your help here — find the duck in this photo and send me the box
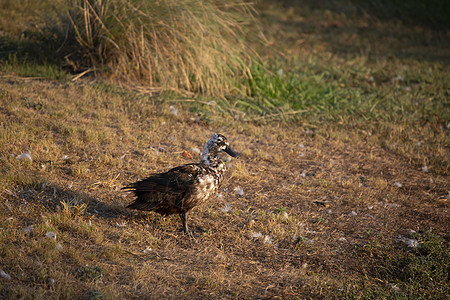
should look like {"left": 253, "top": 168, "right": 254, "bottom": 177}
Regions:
{"left": 122, "top": 133, "right": 238, "bottom": 233}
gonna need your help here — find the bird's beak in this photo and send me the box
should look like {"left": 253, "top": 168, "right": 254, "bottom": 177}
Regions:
{"left": 224, "top": 145, "right": 239, "bottom": 158}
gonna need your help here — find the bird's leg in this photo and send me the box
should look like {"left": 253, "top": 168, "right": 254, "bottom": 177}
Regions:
{"left": 180, "top": 213, "right": 188, "bottom": 234}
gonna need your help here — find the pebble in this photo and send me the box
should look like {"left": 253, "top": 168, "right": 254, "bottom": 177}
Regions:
{"left": 406, "top": 239, "right": 419, "bottom": 248}
{"left": 16, "top": 153, "right": 32, "bottom": 162}
{"left": 24, "top": 225, "right": 33, "bottom": 234}
{"left": 45, "top": 232, "right": 56, "bottom": 239}
{"left": 234, "top": 186, "right": 244, "bottom": 196}
{"left": 263, "top": 235, "right": 273, "bottom": 244}
{"left": 169, "top": 105, "right": 178, "bottom": 116}
{"left": 252, "top": 232, "right": 262, "bottom": 238}
{"left": 0, "top": 270, "right": 11, "bottom": 280}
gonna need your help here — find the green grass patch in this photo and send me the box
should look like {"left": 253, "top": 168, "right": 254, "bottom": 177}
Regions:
{"left": 355, "top": 230, "right": 449, "bottom": 299}
{"left": 1, "top": 53, "right": 68, "bottom": 81}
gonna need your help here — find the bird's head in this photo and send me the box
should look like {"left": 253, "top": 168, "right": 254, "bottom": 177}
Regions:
{"left": 201, "top": 134, "right": 238, "bottom": 167}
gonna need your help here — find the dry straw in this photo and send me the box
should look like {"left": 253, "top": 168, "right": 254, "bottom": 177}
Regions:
{"left": 67, "top": 0, "right": 256, "bottom": 96}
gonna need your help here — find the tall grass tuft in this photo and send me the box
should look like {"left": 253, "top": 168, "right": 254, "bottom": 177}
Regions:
{"left": 66, "top": 0, "right": 255, "bottom": 96}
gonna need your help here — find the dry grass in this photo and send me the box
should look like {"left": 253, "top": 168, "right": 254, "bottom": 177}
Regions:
{"left": 66, "top": 0, "right": 256, "bottom": 96}
{"left": 1, "top": 0, "right": 448, "bottom": 298}
{"left": 0, "top": 78, "right": 448, "bottom": 298}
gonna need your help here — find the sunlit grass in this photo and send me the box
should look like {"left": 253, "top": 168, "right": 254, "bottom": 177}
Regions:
{"left": 0, "top": 0, "right": 448, "bottom": 298}
{"left": 66, "top": 0, "right": 256, "bottom": 96}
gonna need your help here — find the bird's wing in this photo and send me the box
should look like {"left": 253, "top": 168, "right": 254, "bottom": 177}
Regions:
{"left": 122, "top": 164, "right": 201, "bottom": 195}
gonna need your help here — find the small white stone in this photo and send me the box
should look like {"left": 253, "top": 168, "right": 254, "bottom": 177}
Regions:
{"left": 0, "top": 270, "right": 11, "bottom": 280}
{"left": 251, "top": 232, "right": 262, "bottom": 238}
{"left": 143, "top": 246, "right": 152, "bottom": 253}
{"left": 421, "top": 166, "right": 429, "bottom": 173}
{"left": 169, "top": 105, "right": 178, "bottom": 116}
{"left": 278, "top": 69, "right": 284, "bottom": 77}
{"left": 49, "top": 278, "right": 55, "bottom": 285}
{"left": 16, "top": 153, "right": 32, "bottom": 161}
{"left": 45, "top": 232, "right": 56, "bottom": 239}
{"left": 338, "top": 237, "right": 347, "bottom": 242}
{"left": 393, "top": 182, "right": 403, "bottom": 188}
{"left": 24, "top": 225, "right": 33, "bottom": 233}
{"left": 349, "top": 211, "right": 357, "bottom": 216}
{"left": 263, "top": 235, "right": 273, "bottom": 244}
{"left": 234, "top": 186, "right": 244, "bottom": 196}
{"left": 406, "top": 239, "right": 419, "bottom": 248}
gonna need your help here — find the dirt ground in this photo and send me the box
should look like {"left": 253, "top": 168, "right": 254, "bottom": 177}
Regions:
{"left": 0, "top": 78, "right": 448, "bottom": 298}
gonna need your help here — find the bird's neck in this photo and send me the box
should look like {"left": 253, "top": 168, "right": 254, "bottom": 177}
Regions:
{"left": 201, "top": 151, "right": 226, "bottom": 172}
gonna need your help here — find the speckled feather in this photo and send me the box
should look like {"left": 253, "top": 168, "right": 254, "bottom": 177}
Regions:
{"left": 123, "top": 134, "right": 238, "bottom": 233}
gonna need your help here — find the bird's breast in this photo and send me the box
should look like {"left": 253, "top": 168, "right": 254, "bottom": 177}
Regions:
{"left": 195, "top": 171, "right": 222, "bottom": 203}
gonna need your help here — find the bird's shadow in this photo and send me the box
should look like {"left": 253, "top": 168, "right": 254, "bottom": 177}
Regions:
{"left": 13, "top": 179, "right": 198, "bottom": 236}
{"left": 14, "top": 179, "right": 131, "bottom": 220}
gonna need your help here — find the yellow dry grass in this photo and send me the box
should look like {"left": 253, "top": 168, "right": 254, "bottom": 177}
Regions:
{"left": 0, "top": 77, "right": 448, "bottom": 298}
{"left": 66, "top": 0, "right": 256, "bottom": 96}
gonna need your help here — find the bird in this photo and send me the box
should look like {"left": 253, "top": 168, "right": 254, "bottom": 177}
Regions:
{"left": 122, "top": 133, "right": 238, "bottom": 233}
